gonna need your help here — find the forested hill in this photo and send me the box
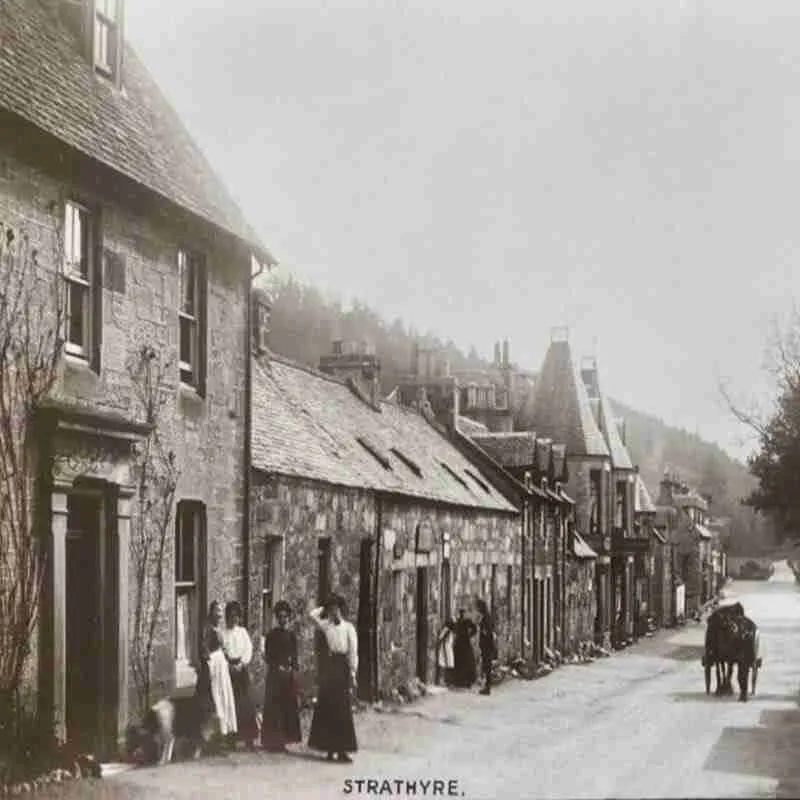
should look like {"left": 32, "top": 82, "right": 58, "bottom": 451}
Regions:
{"left": 264, "top": 274, "right": 773, "bottom": 555}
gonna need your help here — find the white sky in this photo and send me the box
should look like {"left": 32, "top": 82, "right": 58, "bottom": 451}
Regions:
{"left": 126, "top": 0, "right": 800, "bottom": 462}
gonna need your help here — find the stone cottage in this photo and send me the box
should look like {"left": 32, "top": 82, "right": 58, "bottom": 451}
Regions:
{"left": 0, "top": 0, "right": 270, "bottom": 755}
{"left": 248, "top": 340, "right": 521, "bottom": 702}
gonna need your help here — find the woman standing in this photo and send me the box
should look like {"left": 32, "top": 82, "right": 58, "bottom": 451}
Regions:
{"left": 196, "top": 601, "right": 238, "bottom": 740}
{"left": 475, "top": 598, "right": 496, "bottom": 696}
{"left": 307, "top": 594, "right": 358, "bottom": 763}
{"left": 261, "top": 600, "right": 302, "bottom": 753}
{"left": 452, "top": 609, "right": 477, "bottom": 688}
{"left": 436, "top": 619, "right": 456, "bottom": 686}
{"left": 223, "top": 601, "right": 257, "bottom": 747}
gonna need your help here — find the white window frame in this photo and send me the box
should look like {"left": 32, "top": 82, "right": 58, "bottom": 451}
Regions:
{"left": 178, "top": 249, "right": 203, "bottom": 388}
{"left": 94, "top": 0, "right": 118, "bottom": 78}
{"left": 261, "top": 536, "right": 282, "bottom": 634}
{"left": 63, "top": 201, "right": 93, "bottom": 360}
{"left": 175, "top": 501, "right": 203, "bottom": 687}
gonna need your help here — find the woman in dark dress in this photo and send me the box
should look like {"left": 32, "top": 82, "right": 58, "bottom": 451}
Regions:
{"left": 308, "top": 593, "right": 358, "bottom": 763}
{"left": 475, "top": 598, "right": 497, "bottom": 696}
{"left": 452, "top": 608, "right": 477, "bottom": 688}
{"left": 261, "top": 600, "right": 302, "bottom": 753}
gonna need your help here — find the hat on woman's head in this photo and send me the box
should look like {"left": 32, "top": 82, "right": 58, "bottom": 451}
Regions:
{"left": 225, "top": 601, "right": 243, "bottom": 620}
{"left": 273, "top": 599, "right": 292, "bottom": 616}
{"left": 324, "top": 593, "right": 346, "bottom": 614}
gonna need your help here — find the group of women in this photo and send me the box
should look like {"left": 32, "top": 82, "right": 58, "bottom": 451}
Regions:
{"left": 436, "top": 599, "right": 497, "bottom": 695}
{"left": 196, "top": 593, "right": 358, "bottom": 764}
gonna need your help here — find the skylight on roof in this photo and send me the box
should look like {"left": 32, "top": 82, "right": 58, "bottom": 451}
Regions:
{"left": 390, "top": 447, "right": 422, "bottom": 477}
{"left": 356, "top": 436, "right": 392, "bottom": 471}
{"left": 440, "top": 462, "right": 469, "bottom": 490}
{"left": 465, "top": 468, "right": 491, "bottom": 494}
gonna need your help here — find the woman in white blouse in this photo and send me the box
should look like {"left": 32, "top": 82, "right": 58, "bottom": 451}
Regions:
{"left": 223, "top": 601, "right": 257, "bottom": 747}
{"left": 307, "top": 594, "right": 358, "bottom": 763}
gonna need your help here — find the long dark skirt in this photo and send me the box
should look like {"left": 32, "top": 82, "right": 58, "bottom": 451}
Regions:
{"left": 452, "top": 637, "right": 477, "bottom": 687}
{"left": 308, "top": 655, "right": 357, "bottom": 754}
{"left": 229, "top": 666, "right": 258, "bottom": 742}
{"left": 261, "top": 668, "right": 301, "bottom": 748}
{"left": 195, "top": 660, "right": 214, "bottom": 712}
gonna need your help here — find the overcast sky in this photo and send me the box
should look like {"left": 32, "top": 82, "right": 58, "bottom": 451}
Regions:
{"left": 126, "top": 0, "right": 800, "bottom": 462}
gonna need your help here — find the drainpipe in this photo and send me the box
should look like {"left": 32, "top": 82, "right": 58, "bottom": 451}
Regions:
{"left": 372, "top": 493, "right": 383, "bottom": 703}
{"left": 242, "top": 257, "right": 266, "bottom": 629}
{"left": 520, "top": 496, "right": 527, "bottom": 661}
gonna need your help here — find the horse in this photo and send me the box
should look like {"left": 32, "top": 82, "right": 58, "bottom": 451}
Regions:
{"left": 703, "top": 602, "right": 743, "bottom": 695}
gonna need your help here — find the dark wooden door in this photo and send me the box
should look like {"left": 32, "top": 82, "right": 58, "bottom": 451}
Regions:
{"left": 356, "top": 538, "right": 375, "bottom": 701}
{"left": 65, "top": 493, "right": 103, "bottom": 753}
{"left": 315, "top": 538, "right": 332, "bottom": 669}
{"left": 416, "top": 567, "right": 429, "bottom": 681}
{"left": 441, "top": 559, "right": 451, "bottom": 622}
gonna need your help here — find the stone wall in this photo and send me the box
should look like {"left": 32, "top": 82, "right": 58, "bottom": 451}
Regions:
{"left": 0, "top": 138, "right": 250, "bottom": 718}
{"left": 564, "top": 557, "right": 596, "bottom": 653}
{"left": 249, "top": 473, "right": 522, "bottom": 700}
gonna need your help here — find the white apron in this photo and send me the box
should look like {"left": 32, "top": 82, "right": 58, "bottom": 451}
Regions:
{"left": 208, "top": 649, "right": 238, "bottom": 735}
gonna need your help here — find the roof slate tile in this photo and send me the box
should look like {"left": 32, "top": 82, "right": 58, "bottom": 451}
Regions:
{"left": 252, "top": 356, "right": 516, "bottom": 513}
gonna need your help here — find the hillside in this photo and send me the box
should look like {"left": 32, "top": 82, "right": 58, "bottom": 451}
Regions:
{"left": 264, "top": 273, "right": 773, "bottom": 555}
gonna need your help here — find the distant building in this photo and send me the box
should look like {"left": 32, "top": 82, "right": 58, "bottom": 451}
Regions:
{"left": 656, "top": 473, "right": 715, "bottom": 617}
{"left": 528, "top": 331, "right": 614, "bottom": 648}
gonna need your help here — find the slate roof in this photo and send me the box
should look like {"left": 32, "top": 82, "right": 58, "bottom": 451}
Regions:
{"left": 252, "top": 356, "right": 516, "bottom": 513}
{"left": 572, "top": 532, "right": 598, "bottom": 559}
{"left": 634, "top": 474, "right": 657, "bottom": 514}
{"left": 0, "top": 0, "right": 269, "bottom": 257}
{"left": 470, "top": 432, "right": 537, "bottom": 468}
{"left": 695, "top": 524, "right": 713, "bottom": 540}
{"left": 594, "top": 392, "right": 634, "bottom": 470}
{"left": 531, "top": 341, "right": 609, "bottom": 458}
{"left": 456, "top": 415, "right": 489, "bottom": 436}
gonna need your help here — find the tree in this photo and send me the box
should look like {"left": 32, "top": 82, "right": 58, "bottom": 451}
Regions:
{"left": 721, "top": 306, "right": 800, "bottom": 543}
{"left": 127, "top": 346, "right": 180, "bottom": 715}
{"left": 0, "top": 221, "right": 64, "bottom": 734}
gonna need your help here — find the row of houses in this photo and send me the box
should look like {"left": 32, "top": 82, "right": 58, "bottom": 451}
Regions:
{"left": 0, "top": 0, "right": 728, "bottom": 760}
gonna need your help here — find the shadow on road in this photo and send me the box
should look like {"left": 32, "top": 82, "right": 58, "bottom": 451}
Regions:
{"left": 668, "top": 691, "right": 722, "bottom": 703}
{"left": 703, "top": 693, "right": 800, "bottom": 798}
{"left": 663, "top": 644, "right": 705, "bottom": 662}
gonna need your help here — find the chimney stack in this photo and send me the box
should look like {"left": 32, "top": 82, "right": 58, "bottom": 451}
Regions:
{"left": 319, "top": 339, "right": 382, "bottom": 409}
{"left": 494, "top": 342, "right": 501, "bottom": 367}
{"left": 502, "top": 339, "right": 509, "bottom": 367}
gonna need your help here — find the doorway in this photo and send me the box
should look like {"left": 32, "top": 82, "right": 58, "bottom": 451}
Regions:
{"left": 441, "top": 558, "right": 451, "bottom": 623}
{"left": 415, "top": 567, "right": 429, "bottom": 681}
{"left": 356, "top": 538, "right": 375, "bottom": 701}
{"left": 65, "top": 490, "right": 117, "bottom": 755}
{"left": 315, "top": 538, "right": 332, "bottom": 670}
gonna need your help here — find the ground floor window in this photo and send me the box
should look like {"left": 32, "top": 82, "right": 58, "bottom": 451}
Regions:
{"left": 175, "top": 500, "right": 206, "bottom": 687}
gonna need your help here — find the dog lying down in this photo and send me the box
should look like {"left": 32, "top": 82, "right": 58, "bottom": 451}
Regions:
{"left": 126, "top": 697, "right": 220, "bottom": 766}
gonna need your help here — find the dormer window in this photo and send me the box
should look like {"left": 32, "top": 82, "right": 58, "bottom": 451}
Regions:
{"left": 94, "top": 0, "right": 119, "bottom": 80}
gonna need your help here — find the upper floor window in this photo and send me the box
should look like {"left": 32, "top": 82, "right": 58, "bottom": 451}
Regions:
{"left": 94, "top": 0, "right": 119, "bottom": 79}
{"left": 254, "top": 301, "right": 270, "bottom": 353}
{"left": 63, "top": 201, "right": 101, "bottom": 368}
{"left": 615, "top": 480, "right": 627, "bottom": 530}
{"left": 178, "top": 249, "right": 207, "bottom": 392}
{"left": 589, "top": 470, "right": 601, "bottom": 534}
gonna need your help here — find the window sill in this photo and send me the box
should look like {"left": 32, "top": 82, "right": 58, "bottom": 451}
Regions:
{"left": 179, "top": 382, "right": 204, "bottom": 404}
{"left": 175, "top": 659, "right": 197, "bottom": 689}
{"left": 64, "top": 352, "right": 98, "bottom": 376}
